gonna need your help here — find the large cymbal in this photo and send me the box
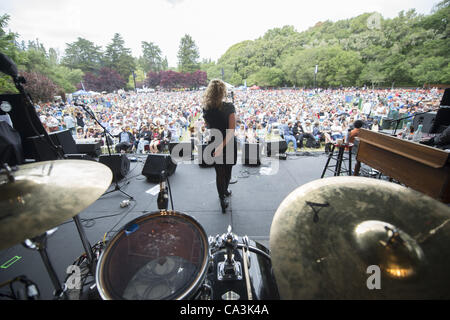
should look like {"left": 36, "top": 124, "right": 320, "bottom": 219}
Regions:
{"left": 270, "top": 177, "right": 450, "bottom": 299}
{"left": 0, "top": 160, "right": 112, "bottom": 250}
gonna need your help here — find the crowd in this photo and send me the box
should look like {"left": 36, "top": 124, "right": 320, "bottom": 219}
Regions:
{"left": 34, "top": 86, "right": 443, "bottom": 154}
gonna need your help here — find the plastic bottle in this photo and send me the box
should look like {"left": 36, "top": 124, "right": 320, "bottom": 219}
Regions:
{"left": 413, "top": 124, "right": 423, "bottom": 142}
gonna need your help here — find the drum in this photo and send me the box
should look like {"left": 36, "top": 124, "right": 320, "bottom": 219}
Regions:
{"left": 96, "top": 211, "right": 209, "bottom": 300}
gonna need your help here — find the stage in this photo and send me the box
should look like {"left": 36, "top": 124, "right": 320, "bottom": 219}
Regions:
{"left": 0, "top": 150, "right": 336, "bottom": 300}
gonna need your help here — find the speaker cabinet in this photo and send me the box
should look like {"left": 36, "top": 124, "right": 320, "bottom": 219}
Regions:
{"left": 266, "top": 140, "right": 287, "bottom": 157}
{"left": 141, "top": 154, "right": 177, "bottom": 182}
{"left": 48, "top": 129, "right": 78, "bottom": 154}
{"left": 242, "top": 143, "right": 261, "bottom": 166}
{"left": 98, "top": 154, "right": 130, "bottom": 180}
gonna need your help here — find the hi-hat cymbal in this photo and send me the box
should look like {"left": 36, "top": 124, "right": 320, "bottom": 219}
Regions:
{"left": 0, "top": 160, "right": 112, "bottom": 251}
{"left": 270, "top": 177, "right": 450, "bottom": 299}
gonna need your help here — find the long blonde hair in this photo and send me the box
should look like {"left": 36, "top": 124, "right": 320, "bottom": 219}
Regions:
{"left": 203, "top": 79, "right": 227, "bottom": 110}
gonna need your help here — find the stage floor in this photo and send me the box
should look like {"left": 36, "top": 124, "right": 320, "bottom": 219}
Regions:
{"left": 0, "top": 150, "right": 342, "bottom": 300}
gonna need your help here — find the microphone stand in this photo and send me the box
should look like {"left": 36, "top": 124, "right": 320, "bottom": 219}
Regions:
{"left": 76, "top": 102, "right": 133, "bottom": 200}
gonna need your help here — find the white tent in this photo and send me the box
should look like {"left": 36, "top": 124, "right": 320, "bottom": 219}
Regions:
{"left": 223, "top": 81, "right": 234, "bottom": 90}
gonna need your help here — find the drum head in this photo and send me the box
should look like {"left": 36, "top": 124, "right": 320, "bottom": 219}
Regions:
{"left": 96, "top": 211, "right": 208, "bottom": 300}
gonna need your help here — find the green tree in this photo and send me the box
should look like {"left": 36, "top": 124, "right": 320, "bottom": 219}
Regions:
{"left": 62, "top": 37, "right": 103, "bottom": 73}
{"left": 177, "top": 34, "right": 200, "bottom": 73}
{"left": 104, "top": 33, "right": 136, "bottom": 81}
{"left": 0, "top": 14, "right": 23, "bottom": 93}
{"left": 140, "top": 41, "right": 163, "bottom": 72}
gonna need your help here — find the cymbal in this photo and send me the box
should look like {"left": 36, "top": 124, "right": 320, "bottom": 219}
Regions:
{"left": 270, "top": 177, "right": 450, "bottom": 299}
{"left": 0, "top": 160, "right": 112, "bottom": 251}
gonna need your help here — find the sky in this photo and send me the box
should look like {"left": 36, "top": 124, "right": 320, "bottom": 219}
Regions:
{"left": 0, "top": 0, "right": 439, "bottom": 68}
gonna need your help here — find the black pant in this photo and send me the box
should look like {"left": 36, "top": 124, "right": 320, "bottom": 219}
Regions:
{"left": 115, "top": 141, "right": 132, "bottom": 153}
{"left": 214, "top": 164, "right": 233, "bottom": 199}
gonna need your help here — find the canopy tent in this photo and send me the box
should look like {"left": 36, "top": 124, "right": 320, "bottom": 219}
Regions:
{"left": 72, "top": 89, "right": 91, "bottom": 96}
{"left": 223, "top": 82, "right": 234, "bottom": 90}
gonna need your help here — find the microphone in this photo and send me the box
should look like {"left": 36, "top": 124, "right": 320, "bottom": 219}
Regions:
{"left": 0, "top": 52, "right": 18, "bottom": 79}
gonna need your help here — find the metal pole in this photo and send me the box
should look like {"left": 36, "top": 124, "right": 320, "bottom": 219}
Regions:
{"left": 73, "top": 215, "right": 95, "bottom": 272}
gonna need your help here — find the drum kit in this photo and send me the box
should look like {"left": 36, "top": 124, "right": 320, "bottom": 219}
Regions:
{"left": 1, "top": 160, "right": 450, "bottom": 300}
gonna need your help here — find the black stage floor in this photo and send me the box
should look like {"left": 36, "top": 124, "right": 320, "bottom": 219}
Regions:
{"left": 0, "top": 150, "right": 342, "bottom": 300}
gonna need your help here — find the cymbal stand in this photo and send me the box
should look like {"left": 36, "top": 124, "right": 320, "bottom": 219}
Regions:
{"left": 75, "top": 101, "right": 133, "bottom": 200}
{"left": 22, "top": 228, "right": 67, "bottom": 300}
{"left": 72, "top": 215, "right": 96, "bottom": 275}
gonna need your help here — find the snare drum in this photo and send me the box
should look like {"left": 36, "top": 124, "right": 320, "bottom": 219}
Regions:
{"left": 96, "top": 211, "right": 209, "bottom": 300}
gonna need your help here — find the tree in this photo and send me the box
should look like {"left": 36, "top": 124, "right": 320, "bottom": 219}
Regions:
{"left": 0, "top": 14, "right": 23, "bottom": 93}
{"left": 103, "top": 33, "right": 136, "bottom": 81}
{"left": 62, "top": 37, "right": 103, "bottom": 73}
{"left": 21, "top": 71, "right": 59, "bottom": 103}
{"left": 177, "top": 34, "right": 200, "bottom": 73}
{"left": 140, "top": 41, "right": 163, "bottom": 72}
{"left": 82, "top": 67, "right": 126, "bottom": 92}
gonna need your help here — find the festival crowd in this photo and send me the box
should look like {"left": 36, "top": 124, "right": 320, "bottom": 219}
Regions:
{"left": 35, "top": 87, "right": 443, "bottom": 154}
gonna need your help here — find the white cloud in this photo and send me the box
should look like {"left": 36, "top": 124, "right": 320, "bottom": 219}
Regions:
{"left": 0, "top": 0, "right": 437, "bottom": 68}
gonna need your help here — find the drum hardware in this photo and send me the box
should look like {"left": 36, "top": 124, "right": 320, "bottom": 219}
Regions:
{"left": 210, "top": 226, "right": 243, "bottom": 281}
{"left": 22, "top": 228, "right": 67, "bottom": 299}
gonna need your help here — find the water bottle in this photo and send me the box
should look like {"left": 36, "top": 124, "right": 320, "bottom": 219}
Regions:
{"left": 413, "top": 124, "right": 423, "bottom": 142}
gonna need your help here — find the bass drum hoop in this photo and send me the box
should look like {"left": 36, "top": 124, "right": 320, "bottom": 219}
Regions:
{"left": 96, "top": 210, "right": 209, "bottom": 300}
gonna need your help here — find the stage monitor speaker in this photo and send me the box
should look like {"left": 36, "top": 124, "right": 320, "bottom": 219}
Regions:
{"left": 99, "top": 154, "right": 130, "bottom": 180}
{"left": 413, "top": 112, "right": 436, "bottom": 133}
{"left": 142, "top": 153, "right": 177, "bottom": 182}
{"left": 242, "top": 143, "right": 261, "bottom": 166}
{"left": 266, "top": 140, "right": 287, "bottom": 157}
{"left": 48, "top": 129, "right": 78, "bottom": 154}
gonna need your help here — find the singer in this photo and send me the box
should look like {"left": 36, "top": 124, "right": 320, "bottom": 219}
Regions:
{"left": 202, "top": 79, "right": 237, "bottom": 213}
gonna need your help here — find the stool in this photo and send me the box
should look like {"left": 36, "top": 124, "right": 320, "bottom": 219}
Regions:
{"left": 321, "top": 143, "right": 354, "bottom": 178}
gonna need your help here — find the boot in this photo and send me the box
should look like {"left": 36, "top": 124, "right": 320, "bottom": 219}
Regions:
{"left": 220, "top": 197, "right": 229, "bottom": 213}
